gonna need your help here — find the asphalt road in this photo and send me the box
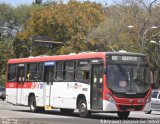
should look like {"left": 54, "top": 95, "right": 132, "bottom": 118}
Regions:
{"left": 0, "top": 99, "right": 160, "bottom": 124}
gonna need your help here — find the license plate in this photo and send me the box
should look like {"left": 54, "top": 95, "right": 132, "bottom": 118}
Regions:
{"left": 127, "top": 108, "right": 135, "bottom": 111}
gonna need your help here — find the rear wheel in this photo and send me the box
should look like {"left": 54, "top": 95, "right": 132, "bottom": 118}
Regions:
{"left": 29, "top": 96, "right": 44, "bottom": 113}
{"left": 60, "top": 108, "right": 74, "bottom": 115}
{"left": 117, "top": 111, "right": 130, "bottom": 119}
{"left": 78, "top": 99, "right": 90, "bottom": 118}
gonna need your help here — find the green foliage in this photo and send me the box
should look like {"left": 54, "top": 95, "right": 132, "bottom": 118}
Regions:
{"left": 0, "top": 4, "right": 13, "bottom": 23}
{"left": 16, "top": 1, "right": 106, "bottom": 55}
{"left": 0, "top": 3, "right": 41, "bottom": 86}
{"left": 13, "top": 4, "right": 42, "bottom": 25}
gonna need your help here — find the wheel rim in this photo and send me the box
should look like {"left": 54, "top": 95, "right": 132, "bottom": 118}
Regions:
{"left": 30, "top": 99, "right": 35, "bottom": 110}
{"left": 80, "top": 103, "right": 86, "bottom": 113}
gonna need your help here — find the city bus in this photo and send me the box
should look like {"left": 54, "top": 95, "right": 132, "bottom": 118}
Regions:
{"left": 6, "top": 51, "right": 151, "bottom": 118}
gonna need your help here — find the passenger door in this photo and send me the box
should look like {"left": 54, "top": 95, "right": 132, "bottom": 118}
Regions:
{"left": 16, "top": 64, "right": 25, "bottom": 104}
{"left": 91, "top": 61, "right": 103, "bottom": 110}
{"left": 44, "top": 62, "right": 55, "bottom": 107}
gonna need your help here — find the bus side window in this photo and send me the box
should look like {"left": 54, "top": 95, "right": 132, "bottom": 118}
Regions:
{"left": 76, "top": 70, "right": 90, "bottom": 80}
{"left": 44, "top": 65, "right": 54, "bottom": 82}
{"left": 37, "top": 63, "right": 43, "bottom": 81}
{"left": 63, "top": 61, "right": 75, "bottom": 81}
{"left": 26, "top": 63, "right": 37, "bottom": 81}
{"left": 8, "top": 64, "right": 16, "bottom": 81}
{"left": 76, "top": 60, "right": 90, "bottom": 83}
{"left": 55, "top": 61, "right": 63, "bottom": 81}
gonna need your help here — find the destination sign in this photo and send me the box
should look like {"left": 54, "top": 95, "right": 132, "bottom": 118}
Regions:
{"left": 107, "top": 55, "right": 147, "bottom": 62}
{"left": 112, "top": 56, "right": 138, "bottom": 61}
{"left": 45, "top": 61, "right": 55, "bottom": 66}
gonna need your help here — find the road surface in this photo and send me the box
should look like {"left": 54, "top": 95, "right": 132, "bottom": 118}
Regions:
{"left": 0, "top": 100, "right": 160, "bottom": 124}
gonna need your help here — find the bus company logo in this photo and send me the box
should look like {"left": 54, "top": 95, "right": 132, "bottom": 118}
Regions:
{"left": 31, "top": 82, "right": 40, "bottom": 89}
{"left": 74, "top": 83, "right": 78, "bottom": 89}
{"left": 74, "top": 83, "right": 82, "bottom": 89}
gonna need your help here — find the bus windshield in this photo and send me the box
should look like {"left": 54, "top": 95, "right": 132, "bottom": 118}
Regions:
{"left": 107, "top": 64, "right": 150, "bottom": 94}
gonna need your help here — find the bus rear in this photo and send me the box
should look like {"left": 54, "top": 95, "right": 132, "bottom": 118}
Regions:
{"left": 103, "top": 52, "right": 151, "bottom": 118}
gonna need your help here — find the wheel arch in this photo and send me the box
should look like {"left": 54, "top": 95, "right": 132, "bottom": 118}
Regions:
{"left": 76, "top": 94, "right": 87, "bottom": 109}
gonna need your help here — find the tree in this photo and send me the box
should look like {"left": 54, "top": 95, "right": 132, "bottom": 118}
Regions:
{"left": 86, "top": 4, "right": 141, "bottom": 52}
{"left": 34, "top": 0, "right": 42, "bottom": 5}
{"left": 0, "top": 3, "right": 42, "bottom": 86}
{"left": 15, "top": 1, "right": 106, "bottom": 56}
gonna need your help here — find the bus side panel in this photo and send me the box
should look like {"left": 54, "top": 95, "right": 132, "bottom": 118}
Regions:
{"left": 20, "top": 82, "right": 45, "bottom": 107}
{"left": 6, "top": 82, "right": 17, "bottom": 105}
{"left": 52, "top": 82, "right": 90, "bottom": 109}
{"left": 6, "top": 88, "right": 17, "bottom": 104}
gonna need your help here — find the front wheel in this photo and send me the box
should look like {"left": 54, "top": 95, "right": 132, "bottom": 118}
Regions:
{"left": 117, "top": 111, "right": 130, "bottom": 119}
{"left": 29, "top": 96, "right": 44, "bottom": 113}
{"left": 78, "top": 99, "right": 90, "bottom": 118}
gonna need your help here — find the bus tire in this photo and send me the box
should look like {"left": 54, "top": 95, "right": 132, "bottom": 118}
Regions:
{"left": 117, "top": 111, "right": 130, "bottom": 119}
{"left": 29, "top": 96, "right": 44, "bottom": 113}
{"left": 60, "top": 108, "right": 74, "bottom": 115}
{"left": 78, "top": 99, "right": 90, "bottom": 118}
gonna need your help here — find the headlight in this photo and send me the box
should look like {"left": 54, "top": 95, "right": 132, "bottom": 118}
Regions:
{"left": 106, "top": 94, "right": 115, "bottom": 103}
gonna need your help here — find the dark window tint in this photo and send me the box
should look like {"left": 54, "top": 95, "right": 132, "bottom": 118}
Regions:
{"left": 152, "top": 91, "right": 159, "bottom": 98}
{"left": 8, "top": 64, "right": 16, "bottom": 81}
{"left": 56, "top": 61, "right": 63, "bottom": 81}
{"left": 64, "top": 71, "right": 75, "bottom": 81}
{"left": 76, "top": 60, "right": 90, "bottom": 82}
{"left": 37, "top": 63, "right": 43, "bottom": 81}
{"left": 63, "top": 61, "right": 75, "bottom": 81}
{"left": 64, "top": 61, "right": 75, "bottom": 70}
{"left": 57, "top": 62, "right": 62, "bottom": 70}
{"left": 158, "top": 93, "right": 160, "bottom": 99}
{"left": 77, "top": 60, "right": 90, "bottom": 70}
{"left": 44, "top": 66, "right": 54, "bottom": 82}
{"left": 26, "top": 63, "right": 37, "bottom": 81}
{"left": 76, "top": 70, "right": 90, "bottom": 80}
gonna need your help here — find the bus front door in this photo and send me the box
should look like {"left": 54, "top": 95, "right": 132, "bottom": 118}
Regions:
{"left": 44, "top": 63, "right": 54, "bottom": 109}
{"left": 91, "top": 64, "right": 103, "bottom": 110}
{"left": 17, "top": 65, "right": 25, "bottom": 105}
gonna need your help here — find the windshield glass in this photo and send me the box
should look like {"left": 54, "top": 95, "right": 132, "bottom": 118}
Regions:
{"left": 152, "top": 91, "right": 159, "bottom": 98}
{"left": 0, "top": 88, "right": 5, "bottom": 91}
{"left": 107, "top": 64, "right": 150, "bottom": 93}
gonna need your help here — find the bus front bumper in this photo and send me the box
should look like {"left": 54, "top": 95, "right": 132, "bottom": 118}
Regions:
{"left": 103, "top": 100, "right": 151, "bottom": 112}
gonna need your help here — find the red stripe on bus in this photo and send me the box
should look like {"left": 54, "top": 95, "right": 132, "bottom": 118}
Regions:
{"left": 6, "top": 82, "right": 33, "bottom": 88}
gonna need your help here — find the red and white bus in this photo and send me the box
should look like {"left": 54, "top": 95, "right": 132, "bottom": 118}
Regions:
{"left": 6, "top": 51, "right": 151, "bottom": 118}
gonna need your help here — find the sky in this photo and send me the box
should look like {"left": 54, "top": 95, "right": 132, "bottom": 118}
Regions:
{"left": 0, "top": 0, "right": 117, "bottom": 7}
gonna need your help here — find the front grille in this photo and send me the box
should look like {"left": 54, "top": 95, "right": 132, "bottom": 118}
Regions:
{"left": 118, "top": 105, "right": 143, "bottom": 111}
{"left": 111, "top": 90, "right": 148, "bottom": 98}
